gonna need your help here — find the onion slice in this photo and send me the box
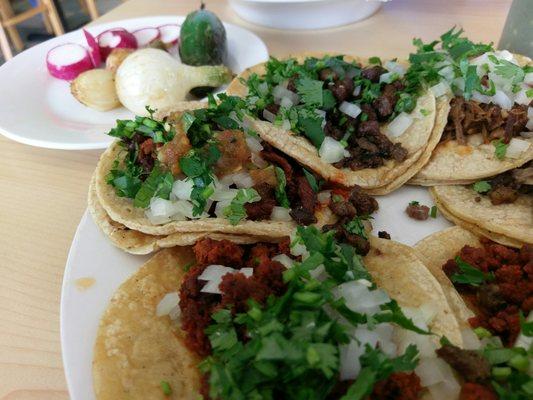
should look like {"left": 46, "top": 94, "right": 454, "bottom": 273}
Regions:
{"left": 505, "top": 138, "right": 530, "bottom": 159}
{"left": 386, "top": 112, "right": 413, "bottom": 138}
{"left": 46, "top": 43, "right": 94, "bottom": 80}
{"left": 132, "top": 27, "right": 161, "bottom": 47}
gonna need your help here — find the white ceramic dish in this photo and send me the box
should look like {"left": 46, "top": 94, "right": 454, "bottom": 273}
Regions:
{"left": 229, "top": 0, "right": 384, "bottom": 30}
{"left": 0, "top": 16, "right": 268, "bottom": 150}
{"left": 60, "top": 185, "right": 450, "bottom": 400}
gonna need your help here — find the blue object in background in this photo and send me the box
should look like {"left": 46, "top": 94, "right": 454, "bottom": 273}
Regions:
{"left": 28, "top": 0, "right": 39, "bottom": 7}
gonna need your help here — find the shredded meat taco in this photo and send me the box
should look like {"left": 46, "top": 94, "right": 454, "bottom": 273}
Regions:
{"left": 429, "top": 161, "right": 532, "bottom": 248}
{"left": 94, "top": 95, "right": 380, "bottom": 249}
{"left": 226, "top": 52, "right": 439, "bottom": 194}
{"left": 408, "top": 29, "right": 533, "bottom": 185}
{"left": 94, "top": 227, "right": 473, "bottom": 400}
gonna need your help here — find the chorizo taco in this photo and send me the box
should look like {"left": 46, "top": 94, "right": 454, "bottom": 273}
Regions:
{"left": 429, "top": 161, "right": 532, "bottom": 248}
{"left": 94, "top": 226, "right": 473, "bottom": 400}
{"left": 94, "top": 95, "right": 380, "bottom": 246}
{"left": 408, "top": 29, "right": 533, "bottom": 185}
{"left": 226, "top": 52, "right": 440, "bottom": 194}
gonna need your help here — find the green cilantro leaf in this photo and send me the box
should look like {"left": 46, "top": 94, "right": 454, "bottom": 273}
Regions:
{"left": 473, "top": 180, "right": 492, "bottom": 194}
{"left": 160, "top": 381, "right": 172, "bottom": 396}
{"left": 451, "top": 256, "right": 495, "bottom": 286}
{"left": 493, "top": 139, "right": 508, "bottom": 160}
{"left": 368, "top": 56, "right": 382, "bottom": 65}
{"left": 274, "top": 167, "right": 290, "bottom": 208}
{"left": 303, "top": 168, "right": 319, "bottom": 192}
{"left": 296, "top": 78, "right": 324, "bottom": 106}
{"left": 223, "top": 188, "right": 261, "bottom": 225}
{"left": 430, "top": 205, "right": 438, "bottom": 218}
{"left": 133, "top": 166, "right": 173, "bottom": 208}
{"left": 345, "top": 217, "right": 368, "bottom": 239}
{"left": 519, "top": 311, "right": 533, "bottom": 337}
{"left": 494, "top": 60, "right": 525, "bottom": 85}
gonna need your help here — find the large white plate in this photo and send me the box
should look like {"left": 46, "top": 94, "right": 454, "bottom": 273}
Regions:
{"left": 0, "top": 16, "right": 268, "bottom": 150}
{"left": 60, "top": 185, "right": 450, "bottom": 400}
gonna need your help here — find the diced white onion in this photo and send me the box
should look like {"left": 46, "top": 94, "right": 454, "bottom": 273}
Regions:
{"left": 379, "top": 71, "right": 397, "bottom": 84}
{"left": 214, "top": 200, "right": 231, "bottom": 218}
{"left": 156, "top": 292, "right": 180, "bottom": 317}
{"left": 492, "top": 90, "right": 513, "bottom": 110}
{"left": 515, "top": 87, "right": 532, "bottom": 106}
{"left": 461, "top": 328, "right": 482, "bottom": 350}
{"left": 319, "top": 136, "right": 347, "bottom": 163}
{"left": 211, "top": 187, "right": 238, "bottom": 202}
{"left": 281, "top": 119, "right": 291, "bottom": 131}
{"left": 430, "top": 81, "right": 450, "bottom": 97}
{"left": 438, "top": 65, "right": 455, "bottom": 82}
{"left": 251, "top": 152, "right": 268, "bottom": 168}
{"left": 271, "top": 206, "right": 292, "bottom": 221}
{"left": 245, "top": 136, "right": 263, "bottom": 153}
{"left": 263, "top": 109, "right": 276, "bottom": 122}
{"left": 317, "top": 190, "right": 331, "bottom": 203}
{"left": 257, "top": 81, "right": 268, "bottom": 96}
{"left": 495, "top": 49, "right": 515, "bottom": 62}
{"left": 520, "top": 131, "right": 533, "bottom": 139}
{"left": 339, "top": 101, "right": 361, "bottom": 119}
{"left": 395, "top": 329, "right": 436, "bottom": 357}
{"left": 240, "top": 268, "right": 253, "bottom": 278}
{"left": 452, "top": 77, "right": 465, "bottom": 94}
{"left": 334, "top": 281, "right": 389, "bottom": 314}
{"left": 385, "top": 112, "right": 413, "bottom": 138}
{"left": 280, "top": 96, "right": 294, "bottom": 108}
{"left": 384, "top": 60, "right": 406, "bottom": 77}
{"left": 172, "top": 179, "right": 193, "bottom": 200}
{"left": 466, "top": 133, "right": 484, "bottom": 146}
{"left": 339, "top": 339, "right": 363, "bottom": 380}
{"left": 353, "top": 85, "right": 361, "bottom": 96}
{"left": 221, "top": 172, "right": 254, "bottom": 189}
{"left": 471, "top": 91, "right": 492, "bottom": 104}
{"left": 506, "top": 138, "right": 530, "bottom": 158}
{"left": 272, "top": 254, "right": 294, "bottom": 269}
{"left": 427, "top": 378, "right": 461, "bottom": 400}
{"left": 272, "top": 84, "right": 299, "bottom": 105}
{"left": 198, "top": 265, "right": 236, "bottom": 281}
{"left": 524, "top": 72, "right": 533, "bottom": 85}
{"left": 415, "top": 357, "right": 456, "bottom": 387}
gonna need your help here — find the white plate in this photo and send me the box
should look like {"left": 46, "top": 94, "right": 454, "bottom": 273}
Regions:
{"left": 0, "top": 16, "right": 268, "bottom": 150}
{"left": 60, "top": 185, "right": 450, "bottom": 400}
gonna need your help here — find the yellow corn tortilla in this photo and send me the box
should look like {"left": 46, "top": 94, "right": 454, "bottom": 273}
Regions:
{"left": 93, "top": 237, "right": 463, "bottom": 399}
{"left": 430, "top": 185, "right": 532, "bottom": 247}
{"left": 226, "top": 53, "right": 438, "bottom": 192}
{"left": 88, "top": 174, "right": 282, "bottom": 254}
{"left": 411, "top": 55, "right": 533, "bottom": 186}
{"left": 414, "top": 227, "right": 480, "bottom": 333}
{"left": 93, "top": 247, "right": 202, "bottom": 400}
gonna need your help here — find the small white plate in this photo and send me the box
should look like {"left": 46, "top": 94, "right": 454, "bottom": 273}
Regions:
{"left": 0, "top": 16, "right": 268, "bottom": 150}
{"left": 60, "top": 185, "right": 450, "bottom": 400}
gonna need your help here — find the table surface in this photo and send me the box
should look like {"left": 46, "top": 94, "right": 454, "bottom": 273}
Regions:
{"left": 0, "top": 0, "right": 512, "bottom": 398}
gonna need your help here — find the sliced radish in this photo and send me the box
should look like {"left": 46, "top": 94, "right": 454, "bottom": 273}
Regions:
{"left": 158, "top": 24, "right": 180, "bottom": 47}
{"left": 83, "top": 29, "right": 101, "bottom": 67}
{"left": 46, "top": 43, "right": 94, "bottom": 80}
{"left": 97, "top": 29, "right": 138, "bottom": 60}
{"left": 132, "top": 27, "right": 161, "bottom": 47}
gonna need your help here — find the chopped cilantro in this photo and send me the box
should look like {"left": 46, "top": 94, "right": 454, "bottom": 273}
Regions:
{"left": 473, "top": 180, "right": 492, "bottom": 194}
{"left": 298, "top": 111, "right": 326, "bottom": 147}
{"left": 430, "top": 206, "right": 438, "bottom": 218}
{"left": 160, "top": 381, "right": 172, "bottom": 396}
{"left": 526, "top": 89, "right": 533, "bottom": 98}
{"left": 296, "top": 78, "right": 324, "bottom": 106}
{"left": 493, "top": 139, "right": 508, "bottom": 160}
{"left": 303, "top": 168, "right": 319, "bottom": 192}
{"left": 420, "top": 108, "right": 430, "bottom": 116}
{"left": 494, "top": 60, "right": 525, "bottom": 85}
{"left": 345, "top": 217, "right": 368, "bottom": 239}
{"left": 223, "top": 188, "right": 261, "bottom": 225}
{"left": 409, "top": 200, "right": 420, "bottom": 206}
{"left": 519, "top": 311, "right": 533, "bottom": 337}
{"left": 451, "top": 256, "right": 494, "bottom": 286}
{"left": 274, "top": 167, "right": 290, "bottom": 208}
{"left": 179, "top": 144, "right": 221, "bottom": 215}
{"left": 133, "top": 166, "right": 173, "bottom": 208}
{"left": 368, "top": 56, "right": 382, "bottom": 65}
{"left": 108, "top": 106, "right": 174, "bottom": 144}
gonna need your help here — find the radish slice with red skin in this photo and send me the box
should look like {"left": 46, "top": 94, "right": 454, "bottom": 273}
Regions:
{"left": 46, "top": 43, "right": 94, "bottom": 80}
{"left": 158, "top": 24, "right": 180, "bottom": 46}
{"left": 97, "top": 29, "right": 138, "bottom": 60}
{"left": 83, "top": 29, "right": 101, "bottom": 67}
{"left": 132, "top": 27, "right": 160, "bottom": 47}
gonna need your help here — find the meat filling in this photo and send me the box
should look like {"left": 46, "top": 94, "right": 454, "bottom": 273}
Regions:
{"left": 442, "top": 240, "right": 532, "bottom": 346}
{"left": 442, "top": 97, "right": 530, "bottom": 145}
{"left": 477, "top": 161, "right": 532, "bottom": 205}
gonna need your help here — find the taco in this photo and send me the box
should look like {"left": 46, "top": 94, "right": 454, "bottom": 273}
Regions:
{"left": 415, "top": 226, "right": 531, "bottom": 349}
{"left": 226, "top": 52, "right": 439, "bottom": 194}
{"left": 94, "top": 95, "right": 380, "bottom": 251}
{"left": 94, "top": 226, "right": 472, "bottom": 400}
{"left": 429, "top": 161, "right": 532, "bottom": 248}
{"left": 88, "top": 174, "right": 280, "bottom": 254}
{"left": 408, "top": 29, "right": 533, "bottom": 185}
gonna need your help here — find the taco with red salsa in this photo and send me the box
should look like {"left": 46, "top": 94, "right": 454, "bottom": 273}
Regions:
{"left": 226, "top": 52, "right": 439, "bottom": 194}
{"left": 429, "top": 161, "right": 532, "bottom": 248}
{"left": 408, "top": 29, "right": 533, "bottom": 185}
{"left": 94, "top": 95, "right": 380, "bottom": 247}
{"left": 93, "top": 227, "right": 475, "bottom": 400}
